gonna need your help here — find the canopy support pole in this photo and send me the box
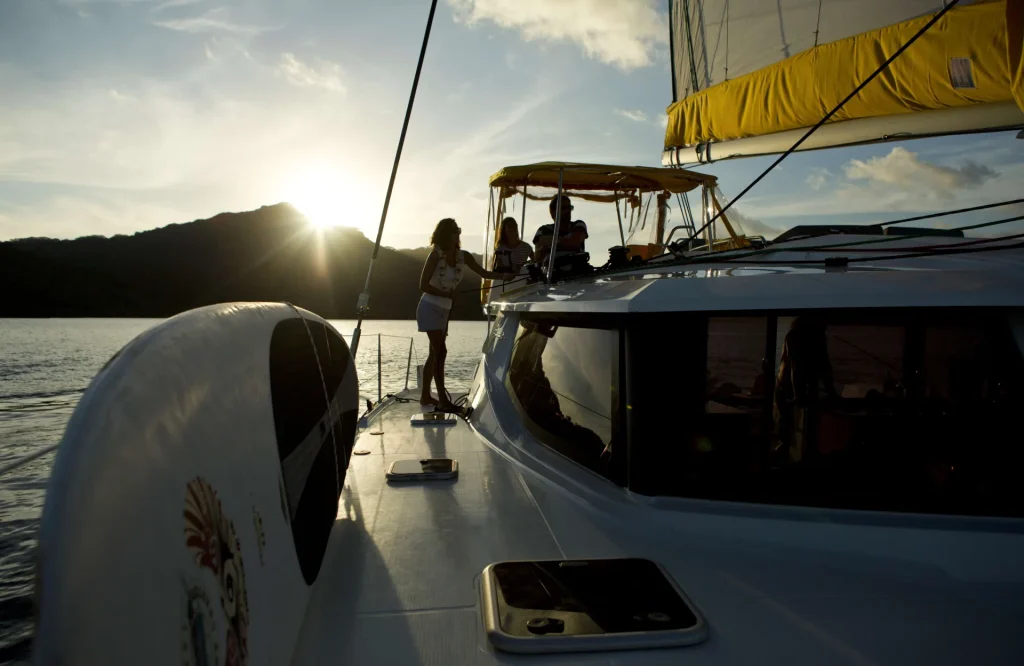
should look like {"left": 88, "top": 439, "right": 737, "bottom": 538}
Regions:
{"left": 482, "top": 187, "right": 495, "bottom": 308}
{"left": 615, "top": 192, "right": 626, "bottom": 247}
{"left": 710, "top": 190, "right": 739, "bottom": 244}
{"left": 521, "top": 186, "right": 528, "bottom": 243}
{"left": 484, "top": 187, "right": 494, "bottom": 270}
{"left": 547, "top": 168, "right": 565, "bottom": 279}
{"left": 351, "top": 0, "right": 438, "bottom": 356}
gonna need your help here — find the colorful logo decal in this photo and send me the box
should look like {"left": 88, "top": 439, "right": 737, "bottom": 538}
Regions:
{"left": 181, "top": 582, "right": 218, "bottom": 666}
{"left": 184, "top": 477, "right": 249, "bottom": 666}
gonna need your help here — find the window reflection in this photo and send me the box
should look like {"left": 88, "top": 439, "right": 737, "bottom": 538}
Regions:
{"left": 508, "top": 321, "right": 616, "bottom": 478}
{"left": 707, "top": 317, "right": 767, "bottom": 414}
{"left": 631, "top": 310, "right": 1024, "bottom": 517}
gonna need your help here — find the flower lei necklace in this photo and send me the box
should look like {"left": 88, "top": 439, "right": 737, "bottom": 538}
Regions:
{"left": 435, "top": 246, "right": 463, "bottom": 292}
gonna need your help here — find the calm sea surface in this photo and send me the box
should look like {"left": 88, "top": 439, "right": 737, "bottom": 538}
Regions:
{"left": 0, "top": 317, "right": 486, "bottom": 663}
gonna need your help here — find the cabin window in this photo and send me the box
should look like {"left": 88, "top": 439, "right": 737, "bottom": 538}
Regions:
{"left": 775, "top": 317, "right": 905, "bottom": 399}
{"left": 707, "top": 316, "right": 769, "bottom": 415}
{"left": 628, "top": 309, "right": 1024, "bottom": 518}
{"left": 507, "top": 319, "right": 623, "bottom": 483}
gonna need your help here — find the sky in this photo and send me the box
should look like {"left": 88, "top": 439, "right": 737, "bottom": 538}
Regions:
{"left": 1, "top": 0, "right": 1021, "bottom": 254}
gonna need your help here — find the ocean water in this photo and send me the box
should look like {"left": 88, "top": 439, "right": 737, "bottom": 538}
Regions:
{"left": 0, "top": 317, "right": 486, "bottom": 663}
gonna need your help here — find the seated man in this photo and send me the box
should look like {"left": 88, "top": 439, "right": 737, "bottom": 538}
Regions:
{"left": 534, "top": 195, "right": 588, "bottom": 269}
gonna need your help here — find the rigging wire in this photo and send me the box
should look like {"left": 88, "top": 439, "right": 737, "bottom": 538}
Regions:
{"left": 620, "top": 209, "right": 1024, "bottom": 279}
{"left": 460, "top": 276, "right": 529, "bottom": 293}
{"left": 681, "top": 0, "right": 701, "bottom": 95}
{"left": 351, "top": 0, "right": 439, "bottom": 356}
{"left": 712, "top": 237, "right": 1024, "bottom": 266}
{"left": 724, "top": 0, "right": 730, "bottom": 80}
{"left": 879, "top": 197, "right": 1024, "bottom": 227}
{"left": 813, "top": 0, "right": 823, "bottom": 47}
{"left": 682, "top": 0, "right": 962, "bottom": 247}
{"left": 658, "top": 214, "right": 1024, "bottom": 269}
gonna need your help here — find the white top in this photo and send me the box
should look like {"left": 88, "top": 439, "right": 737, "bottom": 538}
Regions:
{"left": 422, "top": 247, "right": 465, "bottom": 310}
{"left": 492, "top": 241, "right": 533, "bottom": 274}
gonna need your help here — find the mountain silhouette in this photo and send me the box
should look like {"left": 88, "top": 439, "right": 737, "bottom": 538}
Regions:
{"left": 1, "top": 203, "right": 486, "bottom": 320}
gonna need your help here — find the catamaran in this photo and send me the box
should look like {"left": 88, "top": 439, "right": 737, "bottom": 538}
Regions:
{"left": 19, "top": 0, "right": 1024, "bottom": 664}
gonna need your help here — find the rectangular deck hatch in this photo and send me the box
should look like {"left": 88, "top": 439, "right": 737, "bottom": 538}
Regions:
{"left": 410, "top": 411, "right": 457, "bottom": 426}
{"left": 481, "top": 558, "right": 707, "bottom": 654}
{"left": 385, "top": 458, "right": 458, "bottom": 481}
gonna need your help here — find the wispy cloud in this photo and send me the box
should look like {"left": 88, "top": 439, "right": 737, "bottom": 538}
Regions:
{"left": 276, "top": 53, "right": 345, "bottom": 93}
{"left": 736, "top": 145, "right": 1013, "bottom": 222}
{"left": 614, "top": 108, "right": 648, "bottom": 122}
{"left": 152, "top": 0, "right": 207, "bottom": 12}
{"left": 805, "top": 167, "right": 834, "bottom": 191}
{"left": 844, "top": 147, "right": 998, "bottom": 195}
{"left": 448, "top": 0, "right": 666, "bottom": 70}
{"left": 153, "top": 7, "right": 272, "bottom": 35}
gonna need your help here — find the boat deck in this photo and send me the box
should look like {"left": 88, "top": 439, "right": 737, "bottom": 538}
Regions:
{"left": 292, "top": 397, "right": 1024, "bottom": 665}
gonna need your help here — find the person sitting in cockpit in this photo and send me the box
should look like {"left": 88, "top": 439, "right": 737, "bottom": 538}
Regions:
{"left": 534, "top": 195, "right": 588, "bottom": 268}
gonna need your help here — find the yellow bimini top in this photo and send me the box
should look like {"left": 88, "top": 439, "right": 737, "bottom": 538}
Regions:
{"left": 488, "top": 162, "right": 716, "bottom": 199}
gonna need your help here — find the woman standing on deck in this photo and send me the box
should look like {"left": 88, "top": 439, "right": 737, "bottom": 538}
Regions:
{"left": 417, "top": 218, "right": 513, "bottom": 410}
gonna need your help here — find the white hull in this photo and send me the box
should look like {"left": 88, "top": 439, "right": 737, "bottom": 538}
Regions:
{"left": 34, "top": 303, "right": 358, "bottom": 666}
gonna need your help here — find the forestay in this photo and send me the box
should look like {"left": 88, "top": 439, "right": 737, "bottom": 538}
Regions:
{"left": 664, "top": 0, "right": 1024, "bottom": 163}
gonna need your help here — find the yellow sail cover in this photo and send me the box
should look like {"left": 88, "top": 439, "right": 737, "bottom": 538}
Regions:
{"left": 666, "top": 1, "right": 1020, "bottom": 150}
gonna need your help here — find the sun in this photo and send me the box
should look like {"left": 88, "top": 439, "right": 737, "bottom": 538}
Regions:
{"left": 283, "top": 165, "right": 376, "bottom": 235}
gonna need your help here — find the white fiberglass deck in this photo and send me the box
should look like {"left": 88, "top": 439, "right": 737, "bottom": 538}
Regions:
{"left": 291, "top": 398, "right": 1024, "bottom": 665}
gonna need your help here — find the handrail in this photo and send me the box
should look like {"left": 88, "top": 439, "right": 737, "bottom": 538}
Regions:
{"left": 349, "top": 333, "right": 419, "bottom": 405}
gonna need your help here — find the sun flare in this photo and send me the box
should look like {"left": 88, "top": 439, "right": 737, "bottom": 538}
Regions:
{"left": 283, "top": 166, "right": 375, "bottom": 236}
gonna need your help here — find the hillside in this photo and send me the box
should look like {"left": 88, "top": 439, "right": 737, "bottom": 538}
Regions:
{"left": 1, "top": 204, "right": 485, "bottom": 320}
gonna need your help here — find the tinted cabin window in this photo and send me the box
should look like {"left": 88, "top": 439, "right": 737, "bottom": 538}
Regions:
{"left": 707, "top": 317, "right": 768, "bottom": 414}
{"left": 507, "top": 321, "right": 622, "bottom": 482}
{"left": 629, "top": 310, "right": 1024, "bottom": 518}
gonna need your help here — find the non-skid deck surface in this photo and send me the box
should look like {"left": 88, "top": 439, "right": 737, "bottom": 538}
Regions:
{"left": 291, "top": 400, "right": 1024, "bottom": 665}
{"left": 292, "top": 401, "right": 563, "bottom": 665}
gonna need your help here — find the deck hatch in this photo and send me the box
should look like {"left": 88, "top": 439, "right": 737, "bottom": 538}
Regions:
{"left": 385, "top": 458, "right": 458, "bottom": 481}
{"left": 481, "top": 558, "right": 707, "bottom": 653}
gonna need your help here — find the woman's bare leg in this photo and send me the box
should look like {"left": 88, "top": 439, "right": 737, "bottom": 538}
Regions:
{"left": 425, "top": 329, "right": 451, "bottom": 406}
{"left": 424, "top": 330, "right": 447, "bottom": 405}
{"left": 420, "top": 336, "right": 439, "bottom": 405}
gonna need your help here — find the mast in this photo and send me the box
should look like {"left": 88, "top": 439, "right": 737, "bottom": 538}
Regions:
{"left": 351, "top": 0, "right": 439, "bottom": 356}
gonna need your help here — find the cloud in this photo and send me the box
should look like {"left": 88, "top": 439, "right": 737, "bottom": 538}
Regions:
{"left": 153, "top": 7, "right": 272, "bottom": 35}
{"left": 805, "top": 167, "right": 833, "bottom": 191}
{"left": 276, "top": 53, "right": 345, "bottom": 93}
{"left": 448, "top": 0, "right": 666, "bottom": 70}
{"left": 153, "top": 0, "right": 207, "bottom": 11}
{"left": 844, "top": 147, "right": 998, "bottom": 195}
{"left": 446, "top": 81, "right": 473, "bottom": 103}
{"left": 728, "top": 140, "right": 1019, "bottom": 225}
{"left": 614, "top": 108, "right": 647, "bottom": 122}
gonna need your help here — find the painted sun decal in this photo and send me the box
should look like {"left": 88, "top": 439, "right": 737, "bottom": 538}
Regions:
{"left": 184, "top": 477, "right": 249, "bottom": 666}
